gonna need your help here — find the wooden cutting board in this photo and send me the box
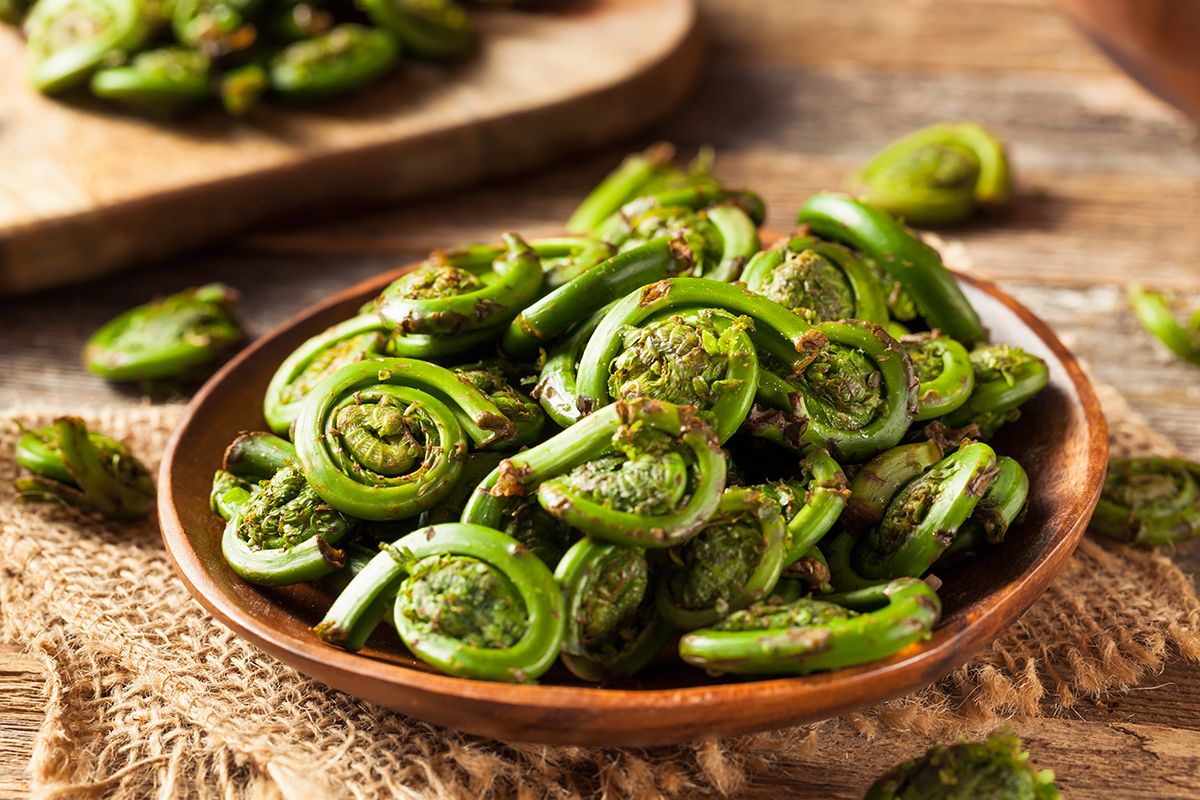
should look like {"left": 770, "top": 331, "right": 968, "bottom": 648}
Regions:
{"left": 0, "top": 0, "right": 700, "bottom": 295}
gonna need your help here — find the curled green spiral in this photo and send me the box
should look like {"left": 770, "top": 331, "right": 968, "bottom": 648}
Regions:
{"left": 24, "top": 0, "right": 150, "bottom": 93}
{"left": 742, "top": 233, "right": 888, "bottom": 325}
{"left": 577, "top": 306, "right": 758, "bottom": 443}
{"left": 315, "top": 523, "right": 564, "bottom": 682}
{"left": 936, "top": 455, "right": 1029, "bottom": 566}
{"left": 14, "top": 417, "right": 155, "bottom": 520}
{"left": 84, "top": 283, "right": 243, "bottom": 386}
{"left": 462, "top": 398, "right": 726, "bottom": 548}
{"left": 293, "top": 358, "right": 515, "bottom": 520}
{"left": 376, "top": 232, "right": 542, "bottom": 338}
{"left": 532, "top": 301, "right": 616, "bottom": 428}
{"left": 902, "top": 331, "right": 976, "bottom": 421}
{"left": 598, "top": 201, "right": 761, "bottom": 282}
{"left": 264, "top": 314, "right": 390, "bottom": 435}
{"left": 91, "top": 47, "right": 212, "bottom": 114}
{"left": 1128, "top": 283, "right": 1200, "bottom": 365}
{"left": 442, "top": 236, "right": 615, "bottom": 292}
{"left": 270, "top": 24, "right": 399, "bottom": 99}
{"left": 655, "top": 488, "right": 787, "bottom": 630}
{"left": 1092, "top": 457, "right": 1200, "bottom": 546}
{"left": 797, "top": 193, "right": 985, "bottom": 345}
{"left": 858, "top": 123, "right": 1012, "bottom": 226}
{"left": 449, "top": 361, "right": 545, "bottom": 448}
{"left": 678, "top": 577, "right": 941, "bottom": 676}
{"left": 555, "top": 538, "right": 671, "bottom": 681}
{"left": 940, "top": 343, "right": 1049, "bottom": 439}
{"left": 747, "top": 448, "right": 849, "bottom": 563}
{"left": 841, "top": 440, "right": 944, "bottom": 536}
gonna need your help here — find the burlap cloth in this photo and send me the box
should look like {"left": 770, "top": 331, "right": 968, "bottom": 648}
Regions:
{"left": 1, "top": 384, "right": 1198, "bottom": 800}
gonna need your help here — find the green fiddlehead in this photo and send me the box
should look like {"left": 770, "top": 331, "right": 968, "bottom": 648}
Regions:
{"left": 1129, "top": 283, "right": 1200, "bottom": 365}
{"left": 462, "top": 398, "right": 726, "bottom": 548}
{"left": 14, "top": 417, "right": 154, "bottom": 520}
{"left": 376, "top": 233, "right": 542, "bottom": 338}
{"left": 264, "top": 313, "right": 390, "bottom": 436}
{"left": 269, "top": 24, "right": 399, "bottom": 99}
{"left": 449, "top": 361, "right": 545, "bottom": 448}
{"left": 936, "top": 455, "right": 1028, "bottom": 566}
{"left": 939, "top": 344, "right": 1049, "bottom": 439}
{"left": 442, "top": 236, "right": 615, "bottom": 292}
{"left": 599, "top": 201, "right": 761, "bottom": 282}
{"left": 841, "top": 440, "right": 944, "bottom": 536}
{"left": 677, "top": 577, "right": 940, "bottom": 676}
{"left": 578, "top": 307, "right": 758, "bottom": 443}
{"left": 858, "top": 123, "right": 1012, "bottom": 226}
{"left": 1091, "top": 457, "right": 1200, "bottom": 546}
{"left": 655, "top": 488, "right": 787, "bottom": 630}
{"left": 358, "top": 0, "right": 475, "bottom": 60}
{"left": 742, "top": 233, "right": 888, "bottom": 325}
{"left": 555, "top": 538, "right": 671, "bottom": 681}
{"left": 501, "top": 238, "right": 694, "bottom": 358}
{"left": 565, "top": 143, "right": 700, "bottom": 235}
{"left": 84, "top": 283, "right": 243, "bottom": 387}
{"left": 532, "top": 301, "right": 615, "bottom": 428}
{"left": 316, "top": 523, "right": 564, "bottom": 682}
{"left": 24, "top": 0, "right": 150, "bottom": 93}
{"left": 865, "top": 728, "right": 1061, "bottom": 800}
{"left": 293, "top": 357, "right": 515, "bottom": 520}
{"left": 90, "top": 47, "right": 213, "bottom": 114}
{"left": 170, "top": 0, "right": 259, "bottom": 55}
{"left": 747, "top": 448, "right": 849, "bottom": 562}
{"left": 902, "top": 331, "right": 975, "bottom": 421}
{"left": 797, "top": 193, "right": 985, "bottom": 345}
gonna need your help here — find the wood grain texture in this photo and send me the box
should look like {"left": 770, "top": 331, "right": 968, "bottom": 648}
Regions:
{"left": 4, "top": 0, "right": 1200, "bottom": 793}
{"left": 0, "top": 0, "right": 702, "bottom": 294}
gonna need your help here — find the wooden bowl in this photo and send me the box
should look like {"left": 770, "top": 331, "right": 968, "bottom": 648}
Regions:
{"left": 159, "top": 253, "right": 1108, "bottom": 746}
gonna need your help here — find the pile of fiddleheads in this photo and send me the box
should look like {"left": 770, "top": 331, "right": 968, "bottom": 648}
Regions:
{"left": 6, "top": 0, "right": 549, "bottom": 116}
{"left": 208, "top": 144, "right": 1055, "bottom": 683}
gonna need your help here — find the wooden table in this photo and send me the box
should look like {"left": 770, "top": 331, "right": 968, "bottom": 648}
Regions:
{"left": 3, "top": 0, "right": 1200, "bottom": 796}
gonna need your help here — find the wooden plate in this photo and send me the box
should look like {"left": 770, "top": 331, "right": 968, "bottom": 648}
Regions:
{"left": 159, "top": 252, "right": 1108, "bottom": 746}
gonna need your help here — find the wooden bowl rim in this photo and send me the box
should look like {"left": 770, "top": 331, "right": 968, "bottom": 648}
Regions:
{"left": 158, "top": 254, "right": 1108, "bottom": 736}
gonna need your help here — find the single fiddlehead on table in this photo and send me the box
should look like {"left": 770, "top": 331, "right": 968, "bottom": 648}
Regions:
{"left": 462, "top": 398, "right": 727, "bottom": 548}
{"left": 797, "top": 193, "right": 986, "bottom": 345}
{"left": 655, "top": 488, "right": 787, "bottom": 630}
{"left": 742, "top": 232, "right": 889, "bottom": 325}
{"left": 865, "top": 728, "right": 1061, "bottom": 800}
{"left": 555, "top": 538, "right": 672, "bottom": 681}
{"left": 91, "top": 48, "right": 213, "bottom": 114}
{"left": 84, "top": 283, "right": 244, "bottom": 388}
{"left": 23, "top": 0, "right": 151, "bottom": 93}
{"left": 1091, "top": 457, "right": 1200, "bottom": 546}
{"left": 1128, "top": 283, "right": 1200, "bottom": 365}
{"left": 315, "top": 523, "right": 564, "bottom": 682}
{"left": 677, "top": 577, "right": 940, "bottom": 676}
{"left": 14, "top": 417, "right": 155, "bottom": 520}
{"left": 293, "top": 357, "right": 515, "bottom": 520}
{"left": 269, "top": 24, "right": 400, "bottom": 99}
{"left": 857, "top": 123, "right": 1012, "bottom": 226}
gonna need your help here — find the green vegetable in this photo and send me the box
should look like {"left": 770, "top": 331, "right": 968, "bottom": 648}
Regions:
{"left": 83, "top": 283, "right": 243, "bottom": 388}
{"left": 357, "top": 0, "right": 475, "bottom": 60}
{"left": 91, "top": 47, "right": 212, "bottom": 114}
{"left": 1129, "top": 283, "right": 1200, "bottom": 365}
{"left": 24, "top": 0, "right": 150, "bottom": 93}
{"left": 901, "top": 331, "right": 975, "bottom": 421}
{"left": 859, "top": 123, "right": 1012, "bottom": 225}
{"left": 14, "top": 417, "right": 154, "bottom": 520}
{"left": 864, "top": 728, "right": 1060, "bottom": 800}
{"left": 1092, "top": 457, "right": 1200, "bottom": 546}
{"left": 940, "top": 343, "right": 1049, "bottom": 439}
{"left": 270, "top": 24, "right": 399, "bottom": 99}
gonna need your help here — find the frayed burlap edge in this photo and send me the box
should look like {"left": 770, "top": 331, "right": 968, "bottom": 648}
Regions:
{"left": 0, "top": 384, "right": 1197, "bottom": 800}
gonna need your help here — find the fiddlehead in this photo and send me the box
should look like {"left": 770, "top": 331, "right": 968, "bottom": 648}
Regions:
{"left": 655, "top": 488, "right": 787, "bottom": 629}
{"left": 501, "top": 238, "right": 694, "bottom": 358}
{"left": 293, "top": 357, "right": 515, "bottom": 520}
{"left": 170, "top": 0, "right": 259, "bottom": 56}
{"left": 677, "top": 577, "right": 940, "bottom": 676}
{"left": 316, "top": 523, "right": 564, "bottom": 682}
{"left": 84, "top": 283, "right": 243, "bottom": 387}
{"left": 829, "top": 441, "right": 999, "bottom": 588}
{"left": 797, "top": 193, "right": 985, "bottom": 345}
{"left": 14, "top": 417, "right": 155, "bottom": 520}
{"left": 463, "top": 398, "right": 727, "bottom": 548}
{"left": 23, "top": 0, "right": 150, "bottom": 93}
{"left": 579, "top": 307, "right": 758, "bottom": 443}
{"left": 441, "top": 236, "right": 615, "bottom": 292}
{"left": 264, "top": 314, "right": 390, "bottom": 436}
{"left": 532, "top": 301, "right": 615, "bottom": 428}
{"left": 1129, "top": 283, "right": 1200, "bottom": 365}
{"left": 90, "top": 48, "right": 213, "bottom": 114}
{"left": 449, "top": 361, "right": 545, "bottom": 448}
{"left": 747, "top": 448, "right": 849, "bottom": 562}
{"left": 939, "top": 343, "right": 1049, "bottom": 439}
{"left": 858, "top": 123, "right": 1012, "bottom": 225}
{"left": 358, "top": 0, "right": 475, "bottom": 60}
{"left": 269, "top": 24, "right": 399, "bottom": 99}
{"left": 1092, "top": 457, "right": 1200, "bottom": 546}
{"left": 936, "top": 455, "right": 1028, "bottom": 566}
{"left": 865, "top": 728, "right": 1061, "bottom": 800}
{"left": 902, "top": 331, "right": 975, "bottom": 421}
{"left": 742, "top": 232, "right": 888, "bottom": 325}
{"left": 565, "top": 143, "right": 707, "bottom": 235}
{"left": 555, "top": 538, "right": 672, "bottom": 681}
{"left": 841, "top": 440, "right": 943, "bottom": 536}
{"left": 600, "top": 201, "right": 761, "bottom": 282}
